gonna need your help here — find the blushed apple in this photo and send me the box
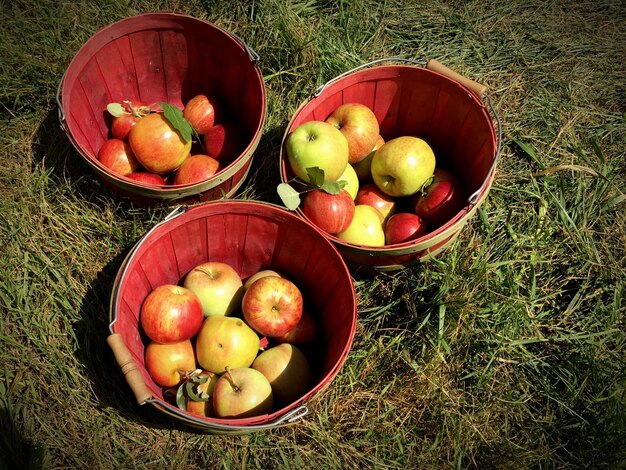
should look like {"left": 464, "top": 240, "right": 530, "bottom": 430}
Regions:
{"left": 203, "top": 122, "right": 245, "bottom": 163}
{"left": 144, "top": 340, "right": 196, "bottom": 388}
{"left": 285, "top": 121, "right": 349, "bottom": 183}
{"left": 212, "top": 367, "right": 273, "bottom": 419}
{"left": 243, "top": 270, "right": 283, "bottom": 291}
{"left": 252, "top": 344, "right": 313, "bottom": 407}
{"left": 355, "top": 182, "right": 396, "bottom": 221}
{"left": 110, "top": 100, "right": 148, "bottom": 140}
{"left": 384, "top": 212, "right": 427, "bottom": 245}
{"left": 302, "top": 189, "right": 355, "bottom": 235}
{"left": 336, "top": 204, "right": 385, "bottom": 247}
{"left": 183, "top": 94, "right": 223, "bottom": 135}
{"left": 195, "top": 315, "right": 260, "bottom": 374}
{"left": 173, "top": 154, "right": 220, "bottom": 185}
{"left": 326, "top": 103, "right": 380, "bottom": 164}
{"left": 183, "top": 261, "right": 243, "bottom": 317}
{"left": 139, "top": 284, "right": 203, "bottom": 344}
{"left": 242, "top": 276, "right": 303, "bottom": 338}
{"left": 125, "top": 172, "right": 166, "bottom": 186}
{"left": 98, "top": 138, "right": 141, "bottom": 176}
{"left": 371, "top": 136, "right": 436, "bottom": 197}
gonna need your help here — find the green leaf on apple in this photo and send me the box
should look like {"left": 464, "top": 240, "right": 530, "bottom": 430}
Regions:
{"left": 319, "top": 179, "right": 347, "bottom": 195}
{"left": 306, "top": 167, "right": 325, "bottom": 187}
{"left": 158, "top": 101, "right": 193, "bottom": 144}
{"left": 277, "top": 183, "right": 302, "bottom": 210}
{"left": 106, "top": 102, "right": 125, "bottom": 118}
{"left": 175, "top": 383, "right": 187, "bottom": 411}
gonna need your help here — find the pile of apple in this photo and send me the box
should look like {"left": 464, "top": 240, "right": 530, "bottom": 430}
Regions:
{"left": 98, "top": 94, "right": 246, "bottom": 186}
{"left": 282, "top": 102, "right": 466, "bottom": 246}
{"left": 140, "top": 261, "right": 317, "bottom": 419}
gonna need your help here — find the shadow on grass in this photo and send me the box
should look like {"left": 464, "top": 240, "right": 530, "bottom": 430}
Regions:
{"left": 0, "top": 406, "right": 49, "bottom": 469}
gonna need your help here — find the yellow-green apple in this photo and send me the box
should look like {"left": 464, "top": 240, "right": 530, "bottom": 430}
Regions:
{"left": 173, "top": 154, "right": 220, "bottom": 185}
{"left": 338, "top": 163, "right": 359, "bottom": 199}
{"left": 183, "top": 94, "right": 223, "bottom": 135}
{"left": 355, "top": 183, "right": 396, "bottom": 222}
{"left": 129, "top": 112, "right": 192, "bottom": 174}
{"left": 243, "top": 270, "right": 283, "bottom": 291}
{"left": 352, "top": 135, "right": 384, "bottom": 182}
{"left": 145, "top": 340, "right": 196, "bottom": 387}
{"left": 326, "top": 103, "right": 380, "bottom": 164}
{"left": 274, "top": 306, "right": 319, "bottom": 345}
{"left": 98, "top": 139, "right": 141, "bottom": 176}
{"left": 110, "top": 100, "right": 148, "bottom": 140}
{"left": 413, "top": 167, "right": 466, "bottom": 229}
{"left": 195, "top": 315, "right": 260, "bottom": 374}
{"left": 185, "top": 371, "right": 219, "bottom": 417}
{"left": 212, "top": 367, "right": 273, "bottom": 419}
{"left": 285, "top": 121, "right": 349, "bottom": 183}
{"left": 242, "top": 276, "right": 303, "bottom": 337}
{"left": 125, "top": 171, "right": 166, "bottom": 186}
{"left": 203, "top": 122, "right": 245, "bottom": 163}
{"left": 371, "top": 136, "right": 436, "bottom": 197}
{"left": 252, "top": 344, "right": 312, "bottom": 407}
{"left": 183, "top": 261, "right": 243, "bottom": 317}
{"left": 302, "top": 189, "right": 355, "bottom": 235}
{"left": 139, "top": 284, "right": 203, "bottom": 344}
{"left": 336, "top": 204, "right": 385, "bottom": 246}
{"left": 384, "top": 212, "right": 427, "bottom": 245}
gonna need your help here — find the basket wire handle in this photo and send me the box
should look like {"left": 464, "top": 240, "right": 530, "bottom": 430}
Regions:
{"left": 228, "top": 30, "right": 260, "bottom": 64}
{"left": 56, "top": 71, "right": 67, "bottom": 125}
{"left": 313, "top": 57, "right": 427, "bottom": 97}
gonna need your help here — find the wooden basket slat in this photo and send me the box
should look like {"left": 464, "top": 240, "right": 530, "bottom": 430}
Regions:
{"left": 373, "top": 76, "right": 402, "bottom": 138}
{"left": 159, "top": 29, "right": 189, "bottom": 108}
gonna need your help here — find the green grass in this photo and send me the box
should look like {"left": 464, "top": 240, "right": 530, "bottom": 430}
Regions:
{"left": 1, "top": 0, "right": 625, "bottom": 468}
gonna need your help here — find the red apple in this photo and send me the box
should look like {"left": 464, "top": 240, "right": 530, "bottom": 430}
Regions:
{"left": 384, "top": 212, "right": 427, "bottom": 245}
{"left": 145, "top": 340, "right": 196, "bottom": 388}
{"left": 252, "top": 344, "right": 312, "bottom": 407}
{"left": 203, "top": 122, "right": 246, "bottom": 163}
{"left": 195, "top": 315, "right": 260, "bottom": 374}
{"left": 355, "top": 182, "right": 396, "bottom": 221}
{"left": 183, "top": 94, "right": 223, "bottom": 135}
{"left": 242, "top": 276, "right": 303, "bottom": 337}
{"left": 173, "top": 154, "right": 220, "bottom": 185}
{"left": 326, "top": 103, "right": 380, "bottom": 164}
{"left": 139, "top": 284, "right": 204, "bottom": 344}
{"left": 413, "top": 168, "right": 466, "bottom": 228}
{"left": 183, "top": 261, "right": 243, "bottom": 317}
{"left": 110, "top": 100, "right": 148, "bottom": 140}
{"left": 302, "top": 189, "right": 355, "bottom": 235}
{"left": 212, "top": 367, "right": 273, "bottom": 419}
{"left": 125, "top": 172, "right": 166, "bottom": 186}
{"left": 274, "top": 307, "right": 319, "bottom": 345}
{"left": 129, "top": 112, "right": 192, "bottom": 174}
{"left": 98, "top": 138, "right": 141, "bottom": 176}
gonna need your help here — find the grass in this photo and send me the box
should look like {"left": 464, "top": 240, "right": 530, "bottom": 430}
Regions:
{"left": 1, "top": 0, "right": 625, "bottom": 468}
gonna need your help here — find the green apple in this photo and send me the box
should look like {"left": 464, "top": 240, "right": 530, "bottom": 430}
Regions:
{"left": 371, "top": 136, "right": 436, "bottom": 197}
{"left": 338, "top": 163, "right": 359, "bottom": 200}
{"left": 336, "top": 204, "right": 385, "bottom": 246}
{"left": 286, "top": 121, "right": 349, "bottom": 182}
{"left": 252, "top": 343, "right": 313, "bottom": 407}
{"left": 195, "top": 316, "right": 260, "bottom": 374}
{"left": 352, "top": 135, "right": 384, "bottom": 182}
{"left": 243, "top": 269, "right": 283, "bottom": 291}
{"left": 183, "top": 261, "right": 243, "bottom": 317}
{"left": 212, "top": 367, "right": 273, "bottom": 419}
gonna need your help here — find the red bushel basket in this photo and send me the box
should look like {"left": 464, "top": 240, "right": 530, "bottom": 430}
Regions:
{"left": 279, "top": 58, "right": 502, "bottom": 272}
{"left": 58, "top": 13, "right": 266, "bottom": 205}
{"left": 107, "top": 200, "right": 357, "bottom": 433}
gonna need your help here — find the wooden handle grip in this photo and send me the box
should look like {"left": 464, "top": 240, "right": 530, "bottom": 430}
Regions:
{"left": 107, "top": 333, "right": 153, "bottom": 405}
{"left": 426, "top": 59, "right": 487, "bottom": 97}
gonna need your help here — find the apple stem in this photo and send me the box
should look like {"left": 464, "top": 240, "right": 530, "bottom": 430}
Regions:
{"left": 224, "top": 366, "right": 241, "bottom": 393}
